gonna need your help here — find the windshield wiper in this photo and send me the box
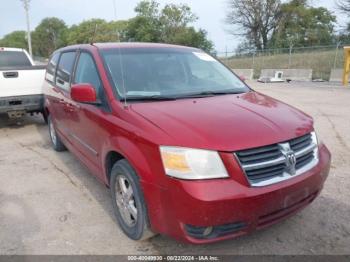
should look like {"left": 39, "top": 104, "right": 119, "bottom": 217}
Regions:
{"left": 124, "top": 95, "right": 177, "bottom": 101}
{"left": 178, "top": 90, "right": 244, "bottom": 98}
{"left": 123, "top": 90, "right": 245, "bottom": 101}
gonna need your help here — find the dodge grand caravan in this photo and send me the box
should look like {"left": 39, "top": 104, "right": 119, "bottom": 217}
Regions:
{"left": 43, "top": 43, "right": 331, "bottom": 244}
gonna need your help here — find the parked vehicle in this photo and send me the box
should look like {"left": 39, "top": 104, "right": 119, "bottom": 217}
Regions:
{"left": 43, "top": 43, "right": 331, "bottom": 244}
{"left": 0, "top": 47, "right": 46, "bottom": 119}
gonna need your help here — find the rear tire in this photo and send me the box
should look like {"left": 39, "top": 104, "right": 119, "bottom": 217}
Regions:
{"left": 110, "top": 159, "right": 156, "bottom": 241}
{"left": 48, "top": 115, "right": 66, "bottom": 152}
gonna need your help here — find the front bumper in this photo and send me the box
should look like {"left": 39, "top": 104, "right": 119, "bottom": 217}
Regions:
{"left": 145, "top": 144, "right": 331, "bottom": 244}
{"left": 0, "top": 94, "right": 43, "bottom": 114}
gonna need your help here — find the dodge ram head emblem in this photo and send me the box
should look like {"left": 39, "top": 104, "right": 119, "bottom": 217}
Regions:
{"left": 279, "top": 143, "right": 297, "bottom": 175}
{"left": 285, "top": 151, "right": 297, "bottom": 175}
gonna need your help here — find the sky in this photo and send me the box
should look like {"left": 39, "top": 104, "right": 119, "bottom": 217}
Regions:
{"left": 0, "top": 0, "right": 346, "bottom": 52}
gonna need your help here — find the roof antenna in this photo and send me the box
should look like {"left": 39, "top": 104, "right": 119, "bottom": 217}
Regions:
{"left": 90, "top": 24, "right": 98, "bottom": 45}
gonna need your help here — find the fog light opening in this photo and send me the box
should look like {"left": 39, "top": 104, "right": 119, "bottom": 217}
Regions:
{"left": 185, "top": 222, "right": 247, "bottom": 239}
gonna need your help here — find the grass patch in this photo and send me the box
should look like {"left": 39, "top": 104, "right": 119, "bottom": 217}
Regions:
{"left": 221, "top": 49, "right": 345, "bottom": 80}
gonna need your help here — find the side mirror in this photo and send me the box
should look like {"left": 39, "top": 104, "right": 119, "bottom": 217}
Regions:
{"left": 71, "top": 83, "right": 97, "bottom": 104}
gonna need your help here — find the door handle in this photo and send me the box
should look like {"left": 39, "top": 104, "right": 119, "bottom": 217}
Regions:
{"left": 3, "top": 71, "right": 18, "bottom": 78}
{"left": 57, "top": 78, "right": 64, "bottom": 85}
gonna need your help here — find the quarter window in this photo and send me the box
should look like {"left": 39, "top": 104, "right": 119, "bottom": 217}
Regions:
{"left": 74, "top": 52, "right": 101, "bottom": 92}
{"left": 56, "top": 52, "right": 76, "bottom": 90}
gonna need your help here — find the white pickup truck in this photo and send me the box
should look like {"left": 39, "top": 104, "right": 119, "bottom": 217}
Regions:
{"left": 0, "top": 47, "right": 46, "bottom": 118}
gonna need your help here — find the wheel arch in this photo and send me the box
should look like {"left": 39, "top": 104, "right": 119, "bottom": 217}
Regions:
{"left": 102, "top": 136, "right": 159, "bottom": 187}
{"left": 105, "top": 150, "right": 125, "bottom": 186}
{"left": 102, "top": 137, "right": 165, "bottom": 235}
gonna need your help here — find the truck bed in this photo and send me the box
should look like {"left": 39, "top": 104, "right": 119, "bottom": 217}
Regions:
{"left": 0, "top": 65, "right": 46, "bottom": 97}
{"left": 0, "top": 66, "right": 46, "bottom": 115}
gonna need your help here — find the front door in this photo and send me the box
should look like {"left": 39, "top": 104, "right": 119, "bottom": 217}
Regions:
{"left": 65, "top": 51, "right": 110, "bottom": 180}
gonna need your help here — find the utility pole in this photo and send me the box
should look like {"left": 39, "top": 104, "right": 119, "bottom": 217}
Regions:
{"left": 21, "top": 0, "right": 33, "bottom": 58}
{"left": 112, "top": 0, "right": 117, "bottom": 21}
{"left": 288, "top": 43, "right": 294, "bottom": 69}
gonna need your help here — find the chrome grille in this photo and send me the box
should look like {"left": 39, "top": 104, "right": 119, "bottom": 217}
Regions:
{"left": 290, "top": 133, "right": 312, "bottom": 151}
{"left": 236, "top": 144, "right": 282, "bottom": 165}
{"left": 296, "top": 151, "right": 314, "bottom": 169}
{"left": 235, "top": 132, "right": 319, "bottom": 187}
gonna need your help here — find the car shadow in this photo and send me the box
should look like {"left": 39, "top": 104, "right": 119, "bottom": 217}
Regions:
{"left": 0, "top": 114, "right": 45, "bottom": 129}
{"left": 32, "top": 118, "right": 156, "bottom": 253}
{"left": 33, "top": 121, "right": 115, "bottom": 217}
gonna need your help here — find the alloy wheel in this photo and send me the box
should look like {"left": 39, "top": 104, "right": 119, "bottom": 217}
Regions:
{"left": 115, "top": 175, "right": 138, "bottom": 227}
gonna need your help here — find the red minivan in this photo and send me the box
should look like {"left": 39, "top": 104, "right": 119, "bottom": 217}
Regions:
{"left": 43, "top": 43, "right": 331, "bottom": 244}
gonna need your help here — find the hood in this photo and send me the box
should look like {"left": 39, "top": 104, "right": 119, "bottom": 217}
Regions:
{"left": 130, "top": 92, "right": 313, "bottom": 151}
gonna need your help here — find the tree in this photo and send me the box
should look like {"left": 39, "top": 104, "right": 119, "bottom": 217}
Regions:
{"left": 159, "top": 3, "right": 198, "bottom": 41}
{"left": 1, "top": 0, "right": 214, "bottom": 55}
{"left": 160, "top": 4, "right": 197, "bottom": 27}
{"left": 235, "top": 40, "right": 257, "bottom": 55}
{"left": 32, "top": 18, "right": 68, "bottom": 57}
{"left": 126, "top": 0, "right": 214, "bottom": 52}
{"left": 67, "top": 19, "right": 127, "bottom": 45}
{"left": 225, "top": 0, "right": 282, "bottom": 50}
{"left": 126, "top": 16, "right": 161, "bottom": 42}
{"left": 270, "top": 0, "right": 336, "bottom": 48}
{"left": 125, "top": 0, "right": 161, "bottom": 42}
{"left": 337, "top": 0, "right": 350, "bottom": 12}
{"left": 336, "top": 0, "right": 350, "bottom": 43}
{"left": 336, "top": 25, "right": 350, "bottom": 45}
{"left": 135, "top": 0, "right": 160, "bottom": 18}
{"left": 0, "top": 31, "right": 28, "bottom": 49}
{"left": 168, "top": 27, "right": 213, "bottom": 52}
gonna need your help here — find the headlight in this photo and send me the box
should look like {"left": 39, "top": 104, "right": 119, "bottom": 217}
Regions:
{"left": 311, "top": 130, "right": 322, "bottom": 145}
{"left": 311, "top": 131, "right": 320, "bottom": 159}
{"left": 159, "top": 146, "right": 229, "bottom": 180}
{"left": 311, "top": 131, "right": 318, "bottom": 144}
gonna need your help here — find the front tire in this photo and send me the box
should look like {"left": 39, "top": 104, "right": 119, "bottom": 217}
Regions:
{"left": 110, "top": 159, "right": 156, "bottom": 240}
{"left": 48, "top": 115, "right": 66, "bottom": 152}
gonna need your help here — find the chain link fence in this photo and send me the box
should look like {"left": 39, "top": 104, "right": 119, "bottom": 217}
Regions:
{"left": 218, "top": 44, "right": 349, "bottom": 80}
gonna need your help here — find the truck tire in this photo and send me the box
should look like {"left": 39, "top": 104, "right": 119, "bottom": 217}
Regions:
{"left": 48, "top": 115, "right": 66, "bottom": 152}
{"left": 110, "top": 159, "right": 156, "bottom": 241}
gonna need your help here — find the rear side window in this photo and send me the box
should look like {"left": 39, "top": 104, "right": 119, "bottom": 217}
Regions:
{"left": 56, "top": 52, "right": 76, "bottom": 90}
{"left": 0, "top": 51, "right": 32, "bottom": 67}
{"left": 45, "top": 53, "right": 60, "bottom": 83}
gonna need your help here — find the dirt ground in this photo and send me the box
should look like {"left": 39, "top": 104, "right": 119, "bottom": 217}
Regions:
{"left": 0, "top": 81, "right": 349, "bottom": 255}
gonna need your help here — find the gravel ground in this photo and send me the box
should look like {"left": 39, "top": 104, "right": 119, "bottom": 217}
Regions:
{"left": 0, "top": 81, "right": 349, "bottom": 255}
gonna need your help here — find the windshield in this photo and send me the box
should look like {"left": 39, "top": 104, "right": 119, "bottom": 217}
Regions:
{"left": 101, "top": 47, "right": 249, "bottom": 100}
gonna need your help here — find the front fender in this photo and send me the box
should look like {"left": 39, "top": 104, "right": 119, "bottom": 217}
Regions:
{"left": 101, "top": 135, "right": 165, "bottom": 186}
{"left": 101, "top": 135, "right": 168, "bottom": 233}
